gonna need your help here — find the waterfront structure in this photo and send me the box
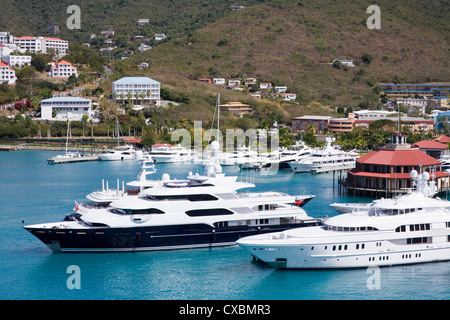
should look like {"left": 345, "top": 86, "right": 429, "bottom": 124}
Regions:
{"left": 341, "top": 134, "right": 449, "bottom": 198}
{"left": 112, "top": 77, "right": 160, "bottom": 105}
{"left": 47, "top": 60, "right": 77, "bottom": 77}
{"left": 0, "top": 61, "right": 16, "bottom": 84}
{"left": 293, "top": 111, "right": 434, "bottom": 134}
{"left": 13, "top": 36, "right": 68, "bottom": 57}
{"left": 40, "top": 97, "right": 93, "bottom": 121}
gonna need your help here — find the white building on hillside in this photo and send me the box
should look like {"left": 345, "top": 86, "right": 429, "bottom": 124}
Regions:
{"left": 2, "top": 55, "right": 31, "bottom": 68}
{"left": 0, "top": 44, "right": 14, "bottom": 57}
{"left": 13, "top": 36, "right": 68, "bottom": 57}
{"left": 40, "top": 97, "right": 93, "bottom": 121}
{"left": 0, "top": 32, "right": 14, "bottom": 44}
{"left": 48, "top": 60, "right": 77, "bottom": 77}
{"left": 0, "top": 61, "right": 16, "bottom": 84}
{"left": 112, "top": 77, "right": 160, "bottom": 105}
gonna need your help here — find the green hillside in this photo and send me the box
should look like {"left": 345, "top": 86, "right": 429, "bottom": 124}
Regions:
{"left": 1, "top": 0, "right": 449, "bottom": 128}
{"left": 122, "top": 0, "right": 449, "bottom": 107}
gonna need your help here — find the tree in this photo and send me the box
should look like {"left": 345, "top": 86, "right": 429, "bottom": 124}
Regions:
{"left": 332, "top": 60, "right": 342, "bottom": 69}
{"left": 361, "top": 52, "right": 373, "bottom": 64}
{"left": 31, "top": 54, "right": 52, "bottom": 72}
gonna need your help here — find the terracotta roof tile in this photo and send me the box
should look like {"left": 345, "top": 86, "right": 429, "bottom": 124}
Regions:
{"left": 357, "top": 149, "right": 440, "bottom": 166}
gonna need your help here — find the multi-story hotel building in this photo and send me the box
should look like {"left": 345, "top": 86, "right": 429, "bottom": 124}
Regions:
{"left": 112, "top": 77, "right": 160, "bottom": 105}
{"left": 13, "top": 36, "right": 68, "bottom": 57}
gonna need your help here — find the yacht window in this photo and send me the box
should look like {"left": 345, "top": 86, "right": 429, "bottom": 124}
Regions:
{"left": 113, "top": 208, "right": 164, "bottom": 215}
{"left": 144, "top": 194, "right": 218, "bottom": 201}
{"left": 185, "top": 208, "right": 234, "bottom": 217}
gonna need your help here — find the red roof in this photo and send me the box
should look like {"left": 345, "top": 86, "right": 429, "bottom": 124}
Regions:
{"left": 57, "top": 60, "right": 71, "bottom": 65}
{"left": 43, "top": 37, "right": 64, "bottom": 41}
{"left": 0, "top": 62, "right": 8, "bottom": 67}
{"left": 16, "top": 36, "right": 35, "bottom": 40}
{"left": 437, "top": 135, "right": 450, "bottom": 143}
{"left": 357, "top": 149, "right": 440, "bottom": 166}
{"left": 412, "top": 140, "right": 447, "bottom": 150}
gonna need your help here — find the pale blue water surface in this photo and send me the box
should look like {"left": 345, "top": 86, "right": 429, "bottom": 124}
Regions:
{"left": 0, "top": 151, "right": 448, "bottom": 300}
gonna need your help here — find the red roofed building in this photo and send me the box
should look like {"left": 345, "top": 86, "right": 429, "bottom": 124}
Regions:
{"left": 341, "top": 134, "right": 449, "bottom": 198}
{"left": 411, "top": 140, "right": 447, "bottom": 159}
{"left": 48, "top": 60, "right": 77, "bottom": 78}
{"left": 0, "top": 61, "right": 16, "bottom": 84}
{"left": 13, "top": 36, "right": 68, "bottom": 57}
{"left": 437, "top": 135, "right": 450, "bottom": 144}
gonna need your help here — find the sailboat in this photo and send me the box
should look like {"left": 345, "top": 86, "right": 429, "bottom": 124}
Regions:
{"left": 47, "top": 120, "right": 99, "bottom": 164}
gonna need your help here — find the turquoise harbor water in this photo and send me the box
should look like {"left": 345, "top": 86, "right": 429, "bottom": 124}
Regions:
{"left": 0, "top": 150, "right": 449, "bottom": 300}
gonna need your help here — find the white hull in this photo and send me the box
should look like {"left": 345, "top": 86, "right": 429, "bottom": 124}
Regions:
{"left": 238, "top": 231, "right": 450, "bottom": 269}
{"left": 238, "top": 171, "right": 450, "bottom": 269}
{"left": 98, "top": 154, "right": 135, "bottom": 161}
{"left": 288, "top": 159, "right": 356, "bottom": 173}
{"left": 152, "top": 155, "right": 191, "bottom": 163}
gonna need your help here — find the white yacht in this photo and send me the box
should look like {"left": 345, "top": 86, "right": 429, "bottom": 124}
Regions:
{"left": 271, "top": 146, "right": 313, "bottom": 170}
{"left": 438, "top": 154, "right": 450, "bottom": 172}
{"left": 219, "top": 147, "right": 258, "bottom": 166}
{"left": 237, "top": 170, "right": 450, "bottom": 269}
{"left": 98, "top": 117, "right": 137, "bottom": 161}
{"left": 149, "top": 144, "right": 192, "bottom": 163}
{"left": 24, "top": 142, "right": 319, "bottom": 252}
{"left": 98, "top": 144, "right": 136, "bottom": 161}
{"left": 288, "top": 137, "right": 358, "bottom": 173}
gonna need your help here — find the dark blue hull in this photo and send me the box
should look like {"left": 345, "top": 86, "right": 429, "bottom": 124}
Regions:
{"left": 25, "top": 221, "right": 322, "bottom": 253}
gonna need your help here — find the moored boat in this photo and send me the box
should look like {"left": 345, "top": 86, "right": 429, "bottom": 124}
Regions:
{"left": 24, "top": 142, "right": 320, "bottom": 252}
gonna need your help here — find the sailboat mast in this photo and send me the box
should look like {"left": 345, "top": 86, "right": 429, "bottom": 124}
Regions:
{"left": 65, "top": 120, "right": 70, "bottom": 155}
{"left": 217, "top": 93, "right": 220, "bottom": 138}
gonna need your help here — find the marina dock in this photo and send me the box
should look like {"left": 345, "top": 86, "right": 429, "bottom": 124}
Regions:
{"left": 47, "top": 154, "right": 100, "bottom": 164}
